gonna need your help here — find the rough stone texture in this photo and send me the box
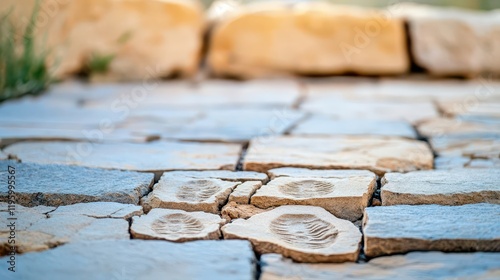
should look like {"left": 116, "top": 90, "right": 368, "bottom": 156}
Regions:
{"left": 418, "top": 117, "right": 500, "bottom": 138}
{"left": 161, "top": 170, "right": 268, "bottom": 183}
{"left": 222, "top": 206, "right": 362, "bottom": 263}
{"left": 4, "top": 140, "right": 241, "bottom": 172}
{"left": 363, "top": 204, "right": 500, "bottom": 257}
{"left": 397, "top": 3, "right": 500, "bottom": 76}
{"left": 251, "top": 172, "right": 376, "bottom": 221}
{"left": 141, "top": 177, "right": 240, "bottom": 214}
{"left": 209, "top": 2, "right": 409, "bottom": 78}
{"left": 131, "top": 209, "right": 224, "bottom": 242}
{"left": 0, "top": 240, "right": 256, "bottom": 280}
{"left": 260, "top": 252, "right": 500, "bottom": 280}
{"left": 0, "top": 160, "right": 154, "bottom": 207}
{"left": 381, "top": 169, "right": 500, "bottom": 206}
{"left": 434, "top": 156, "right": 470, "bottom": 169}
{"left": 221, "top": 202, "right": 272, "bottom": 222}
{"left": 229, "top": 181, "right": 262, "bottom": 204}
{"left": 292, "top": 116, "right": 417, "bottom": 138}
{"left": 0, "top": 202, "right": 139, "bottom": 255}
{"left": 244, "top": 136, "right": 434, "bottom": 175}
{"left": 430, "top": 136, "right": 500, "bottom": 158}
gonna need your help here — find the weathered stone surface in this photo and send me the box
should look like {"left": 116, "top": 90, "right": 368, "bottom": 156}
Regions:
{"left": 0, "top": 161, "right": 154, "bottom": 206}
{"left": 439, "top": 101, "right": 500, "bottom": 120}
{"left": 418, "top": 117, "right": 500, "bottom": 138}
{"left": 430, "top": 136, "right": 500, "bottom": 158}
{"left": 381, "top": 169, "right": 500, "bottom": 206}
{"left": 0, "top": 240, "right": 256, "bottom": 280}
{"left": 251, "top": 171, "right": 376, "bottom": 221}
{"left": 229, "top": 181, "right": 262, "bottom": 204}
{"left": 131, "top": 209, "right": 224, "bottom": 242}
{"left": 434, "top": 156, "right": 470, "bottom": 169}
{"left": 363, "top": 204, "right": 500, "bottom": 257}
{"left": 0, "top": 202, "right": 139, "bottom": 255}
{"left": 222, "top": 206, "right": 361, "bottom": 263}
{"left": 161, "top": 170, "right": 268, "bottom": 182}
{"left": 209, "top": 2, "right": 409, "bottom": 78}
{"left": 301, "top": 99, "right": 438, "bottom": 124}
{"left": 260, "top": 252, "right": 500, "bottom": 280}
{"left": 4, "top": 140, "right": 241, "bottom": 172}
{"left": 221, "top": 201, "right": 272, "bottom": 222}
{"left": 244, "top": 136, "right": 434, "bottom": 175}
{"left": 397, "top": 4, "right": 500, "bottom": 76}
{"left": 141, "top": 177, "right": 240, "bottom": 214}
{"left": 292, "top": 116, "right": 417, "bottom": 138}
{"left": 269, "top": 167, "right": 375, "bottom": 179}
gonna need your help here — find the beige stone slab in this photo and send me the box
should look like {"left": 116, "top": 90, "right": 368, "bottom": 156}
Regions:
{"left": 381, "top": 169, "right": 500, "bottom": 206}
{"left": 363, "top": 204, "right": 500, "bottom": 257}
{"left": 229, "top": 181, "right": 262, "bottom": 204}
{"left": 209, "top": 2, "right": 409, "bottom": 78}
{"left": 0, "top": 202, "right": 139, "bottom": 255}
{"left": 141, "top": 177, "right": 240, "bottom": 214}
{"left": 260, "top": 252, "right": 500, "bottom": 280}
{"left": 222, "top": 206, "right": 361, "bottom": 263}
{"left": 131, "top": 209, "right": 224, "bottom": 242}
{"left": 418, "top": 117, "right": 500, "bottom": 139}
{"left": 4, "top": 141, "right": 241, "bottom": 172}
{"left": 269, "top": 167, "right": 375, "bottom": 179}
{"left": 244, "top": 136, "right": 434, "bottom": 175}
{"left": 430, "top": 136, "right": 500, "bottom": 158}
{"left": 251, "top": 174, "right": 376, "bottom": 221}
{"left": 161, "top": 170, "right": 268, "bottom": 182}
{"left": 221, "top": 202, "right": 273, "bottom": 222}
{"left": 292, "top": 116, "right": 417, "bottom": 138}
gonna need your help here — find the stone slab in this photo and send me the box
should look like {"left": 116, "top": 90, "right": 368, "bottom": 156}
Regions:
{"left": 260, "top": 252, "right": 500, "bottom": 280}
{"left": 0, "top": 202, "right": 140, "bottom": 255}
{"left": 430, "top": 136, "right": 500, "bottom": 158}
{"left": 244, "top": 136, "right": 434, "bottom": 175}
{"left": 468, "top": 158, "right": 500, "bottom": 169}
{"left": 141, "top": 177, "right": 240, "bottom": 213}
{"left": 382, "top": 169, "right": 500, "bottom": 206}
{"left": 439, "top": 101, "right": 500, "bottom": 120}
{"left": 251, "top": 172, "right": 376, "bottom": 221}
{"left": 0, "top": 240, "right": 256, "bottom": 280}
{"left": 363, "top": 204, "right": 500, "bottom": 257}
{"left": 222, "top": 206, "right": 362, "bottom": 263}
{"left": 4, "top": 140, "right": 242, "bottom": 172}
{"left": 418, "top": 117, "right": 500, "bottom": 138}
{"left": 229, "top": 181, "right": 262, "bottom": 204}
{"left": 292, "top": 116, "right": 417, "bottom": 138}
{"left": 131, "top": 209, "right": 224, "bottom": 242}
{"left": 269, "top": 167, "right": 375, "bottom": 179}
{"left": 161, "top": 170, "right": 268, "bottom": 182}
{"left": 0, "top": 160, "right": 154, "bottom": 206}
{"left": 434, "top": 156, "right": 470, "bottom": 169}
{"left": 221, "top": 202, "right": 272, "bottom": 222}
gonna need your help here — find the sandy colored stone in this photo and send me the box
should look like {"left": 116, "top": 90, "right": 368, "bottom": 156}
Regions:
{"left": 430, "top": 136, "right": 500, "bottom": 158}
{"left": 260, "top": 252, "right": 500, "bottom": 280}
{"left": 131, "top": 209, "right": 224, "bottom": 242}
{"left": 0, "top": 161, "right": 154, "bottom": 207}
{"left": 209, "top": 2, "right": 409, "bottom": 78}
{"left": 4, "top": 140, "right": 241, "bottom": 172}
{"left": 229, "top": 181, "right": 262, "bottom": 204}
{"left": 221, "top": 201, "right": 272, "bottom": 221}
{"left": 244, "top": 136, "right": 434, "bottom": 175}
{"left": 363, "top": 204, "right": 500, "bottom": 257}
{"left": 418, "top": 117, "right": 500, "bottom": 138}
{"left": 222, "top": 206, "right": 361, "bottom": 263}
{"left": 0, "top": 240, "right": 256, "bottom": 280}
{"left": 381, "top": 169, "right": 500, "bottom": 206}
{"left": 396, "top": 4, "right": 500, "bottom": 76}
{"left": 0, "top": 202, "right": 140, "bottom": 255}
{"left": 292, "top": 116, "right": 417, "bottom": 138}
{"left": 161, "top": 170, "right": 268, "bottom": 182}
{"left": 251, "top": 172, "right": 376, "bottom": 221}
{"left": 141, "top": 177, "right": 240, "bottom": 214}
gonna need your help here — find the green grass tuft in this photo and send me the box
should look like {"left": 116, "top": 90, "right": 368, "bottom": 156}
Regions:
{"left": 86, "top": 52, "right": 115, "bottom": 74}
{"left": 0, "top": 0, "right": 52, "bottom": 102}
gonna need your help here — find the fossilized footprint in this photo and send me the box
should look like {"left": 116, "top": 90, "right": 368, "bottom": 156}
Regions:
{"left": 152, "top": 213, "right": 204, "bottom": 238}
{"left": 175, "top": 180, "right": 221, "bottom": 202}
{"left": 270, "top": 214, "right": 338, "bottom": 249}
{"left": 279, "top": 180, "right": 334, "bottom": 198}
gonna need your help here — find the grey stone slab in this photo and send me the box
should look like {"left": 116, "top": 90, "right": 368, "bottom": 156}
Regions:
{"left": 440, "top": 101, "right": 500, "bottom": 120}
{"left": 418, "top": 117, "right": 500, "bottom": 139}
{"left": 292, "top": 116, "right": 417, "bottom": 138}
{"left": 0, "top": 161, "right": 154, "bottom": 206}
{"left": 434, "top": 156, "right": 470, "bottom": 169}
{"left": 468, "top": 158, "right": 500, "bottom": 169}
{"left": 244, "top": 136, "right": 434, "bottom": 175}
{"left": 4, "top": 140, "right": 242, "bottom": 172}
{"left": 0, "top": 240, "right": 256, "bottom": 279}
{"left": 260, "top": 252, "right": 500, "bottom": 280}
{"left": 363, "top": 204, "right": 500, "bottom": 257}
{"left": 430, "top": 135, "right": 500, "bottom": 158}
{"left": 0, "top": 202, "right": 140, "bottom": 255}
{"left": 161, "top": 170, "right": 268, "bottom": 182}
{"left": 381, "top": 169, "right": 500, "bottom": 206}
{"left": 269, "top": 167, "right": 376, "bottom": 179}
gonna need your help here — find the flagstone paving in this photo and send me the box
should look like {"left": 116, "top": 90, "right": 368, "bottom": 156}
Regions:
{"left": 229, "top": 181, "right": 262, "bottom": 204}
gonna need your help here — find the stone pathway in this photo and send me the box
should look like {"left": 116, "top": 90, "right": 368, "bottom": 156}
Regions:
{"left": 0, "top": 78, "right": 499, "bottom": 278}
